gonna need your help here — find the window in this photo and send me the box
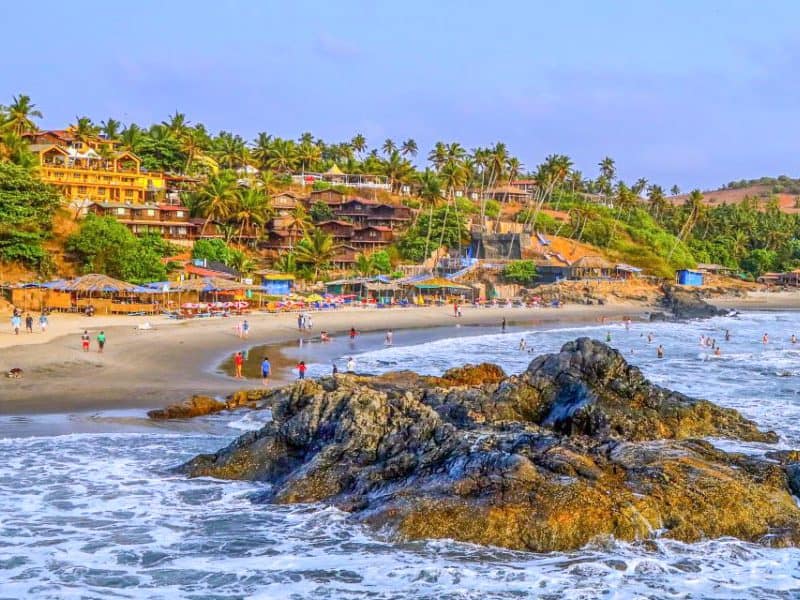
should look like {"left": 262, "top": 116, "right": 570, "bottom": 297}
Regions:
{"left": 146, "top": 209, "right": 156, "bottom": 217}
{"left": 176, "top": 211, "right": 184, "bottom": 218}
{"left": 77, "top": 186, "right": 87, "bottom": 194}
{"left": 370, "top": 230, "right": 376, "bottom": 238}
{"left": 116, "top": 207, "right": 126, "bottom": 216}
{"left": 125, "top": 189, "right": 134, "bottom": 197}
{"left": 98, "top": 188, "right": 106, "bottom": 195}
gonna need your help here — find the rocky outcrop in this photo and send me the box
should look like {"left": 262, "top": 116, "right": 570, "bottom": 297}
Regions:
{"left": 180, "top": 338, "right": 800, "bottom": 552}
{"left": 659, "top": 285, "right": 726, "bottom": 320}
{"left": 147, "top": 389, "right": 272, "bottom": 420}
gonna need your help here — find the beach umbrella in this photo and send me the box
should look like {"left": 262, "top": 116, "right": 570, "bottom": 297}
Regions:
{"left": 305, "top": 293, "right": 324, "bottom": 302}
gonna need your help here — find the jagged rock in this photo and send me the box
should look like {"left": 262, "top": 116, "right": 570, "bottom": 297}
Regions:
{"left": 179, "top": 338, "right": 799, "bottom": 552}
{"left": 147, "top": 395, "right": 227, "bottom": 419}
{"left": 661, "top": 285, "right": 726, "bottom": 320}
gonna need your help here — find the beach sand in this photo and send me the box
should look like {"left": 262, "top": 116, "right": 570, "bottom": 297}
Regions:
{"left": 0, "top": 303, "right": 648, "bottom": 415}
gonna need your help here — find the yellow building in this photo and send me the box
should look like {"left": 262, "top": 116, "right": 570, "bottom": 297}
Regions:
{"left": 24, "top": 129, "right": 165, "bottom": 204}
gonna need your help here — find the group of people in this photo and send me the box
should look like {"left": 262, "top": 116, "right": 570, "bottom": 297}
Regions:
{"left": 10, "top": 308, "right": 49, "bottom": 335}
{"left": 234, "top": 320, "right": 250, "bottom": 339}
{"left": 80, "top": 329, "right": 106, "bottom": 353}
{"left": 297, "top": 313, "right": 313, "bottom": 331}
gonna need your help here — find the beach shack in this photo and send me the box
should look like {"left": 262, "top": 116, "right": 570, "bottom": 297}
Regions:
{"left": 256, "top": 270, "right": 295, "bottom": 295}
{"left": 569, "top": 256, "right": 616, "bottom": 280}
{"left": 615, "top": 263, "right": 643, "bottom": 280}
{"left": 676, "top": 269, "right": 704, "bottom": 286}
{"left": 408, "top": 278, "right": 475, "bottom": 304}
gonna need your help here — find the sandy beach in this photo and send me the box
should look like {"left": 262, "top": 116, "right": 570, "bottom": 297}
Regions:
{"left": 0, "top": 302, "right": 648, "bottom": 415}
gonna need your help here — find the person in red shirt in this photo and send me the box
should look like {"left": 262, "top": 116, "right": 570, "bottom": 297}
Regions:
{"left": 233, "top": 351, "right": 244, "bottom": 378}
{"left": 297, "top": 361, "right": 307, "bottom": 380}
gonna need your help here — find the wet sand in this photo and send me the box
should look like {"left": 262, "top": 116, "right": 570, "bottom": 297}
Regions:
{"left": 0, "top": 303, "right": 649, "bottom": 416}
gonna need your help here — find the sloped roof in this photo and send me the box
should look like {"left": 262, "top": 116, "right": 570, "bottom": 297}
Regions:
{"left": 325, "top": 164, "right": 344, "bottom": 175}
{"left": 571, "top": 255, "right": 614, "bottom": 269}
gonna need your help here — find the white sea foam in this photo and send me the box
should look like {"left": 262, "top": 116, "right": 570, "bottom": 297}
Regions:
{"left": 4, "top": 312, "right": 800, "bottom": 598}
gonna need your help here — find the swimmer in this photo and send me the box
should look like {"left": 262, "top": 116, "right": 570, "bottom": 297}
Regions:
{"left": 792, "top": 334, "right": 798, "bottom": 345}
{"left": 725, "top": 329, "right": 731, "bottom": 342}
{"left": 700, "top": 335, "right": 706, "bottom": 346}
{"left": 606, "top": 332, "right": 612, "bottom": 342}
{"left": 656, "top": 345, "right": 664, "bottom": 359}
{"left": 763, "top": 333, "right": 769, "bottom": 344}
{"left": 385, "top": 329, "right": 393, "bottom": 346}
{"left": 519, "top": 338, "right": 527, "bottom": 351}
{"left": 647, "top": 333, "right": 653, "bottom": 343}
{"left": 714, "top": 346, "right": 721, "bottom": 356}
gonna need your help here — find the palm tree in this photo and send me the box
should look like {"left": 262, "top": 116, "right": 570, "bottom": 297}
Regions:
{"left": 251, "top": 132, "right": 273, "bottom": 169}
{"left": 382, "top": 138, "right": 397, "bottom": 156}
{"left": 294, "top": 229, "right": 337, "bottom": 280}
{"left": 647, "top": 184, "right": 668, "bottom": 222}
{"left": 297, "top": 141, "right": 322, "bottom": 173}
{"left": 401, "top": 138, "right": 418, "bottom": 158}
{"left": 274, "top": 251, "right": 298, "bottom": 274}
{"left": 298, "top": 131, "right": 314, "bottom": 145}
{"left": 163, "top": 111, "right": 190, "bottom": 138}
{"left": 1, "top": 94, "right": 42, "bottom": 135}
{"left": 231, "top": 187, "right": 271, "bottom": 243}
{"left": 354, "top": 253, "right": 376, "bottom": 276}
{"left": 670, "top": 184, "right": 681, "bottom": 196}
{"left": 418, "top": 169, "right": 444, "bottom": 262}
{"left": 632, "top": 177, "right": 648, "bottom": 197}
{"left": 100, "top": 118, "right": 122, "bottom": 140}
{"left": 428, "top": 142, "right": 448, "bottom": 171}
{"left": 598, "top": 156, "right": 616, "bottom": 182}
{"left": 0, "top": 131, "right": 35, "bottom": 168}
{"left": 351, "top": 133, "right": 367, "bottom": 156}
{"left": 196, "top": 172, "right": 237, "bottom": 236}
{"left": 286, "top": 204, "right": 312, "bottom": 241}
{"left": 71, "top": 116, "right": 100, "bottom": 144}
{"left": 265, "top": 138, "right": 298, "bottom": 173}
{"left": 214, "top": 131, "right": 247, "bottom": 170}
{"left": 119, "top": 124, "right": 143, "bottom": 152}
{"left": 382, "top": 150, "right": 414, "bottom": 193}
{"left": 180, "top": 127, "right": 214, "bottom": 173}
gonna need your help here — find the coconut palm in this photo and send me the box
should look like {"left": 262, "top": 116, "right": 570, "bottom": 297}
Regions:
{"left": 286, "top": 204, "right": 312, "bottom": 239}
{"left": 354, "top": 253, "right": 376, "bottom": 276}
{"left": 598, "top": 156, "right": 616, "bottom": 182}
{"left": 265, "top": 138, "right": 298, "bottom": 173}
{"left": 163, "top": 111, "right": 190, "bottom": 138}
{"left": 297, "top": 141, "right": 322, "bottom": 172}
{"left": 274, "top": 251, "right": 298, "bottom": 274}
{"left": 670, "top": 184, "right": 681, "bottom": 196}
{"left": 215, "top": 132, "right": 248, "bottom": 170}
{"left": 119, "top": 124, "right": 144, "bottom": 152}
{"left": 231, "top": 187, "right": 271, "bottom": 243}
{"left": 382, "top": 138, "right": 397, "bottom": 156}
{"left": 418, "top": 169, "right": 444, "bottom": 261}
{"left": 428, "top": 142, "right": 448, "bottom": 171}
{"left": 351, "top": 133, "right": 367, "bottom": 156}
{"left": 196, "top": 172, "right": 237, "bottom": 236}
{"left": 294, "top": 229, "right": 337, "bottom": 280}
{"left": 251, "top": 132, "right": 273, "bottom": 169}
{"left": 0, "top": 131, "right": 35, "bottom": 168}
{"left": 401, "top": 138, "right": 418, "bottom": 158}
{"left": 72, "top": 117, "right": 100, "bottom": 144}
{"left": 100, "top": 118, "right": 122, "bottom": 140}
{"left": 1, "top": 94, "right": 42, "bottom": 135}
{"left": 382, "top": 150, "right": 414, "bottom": 193}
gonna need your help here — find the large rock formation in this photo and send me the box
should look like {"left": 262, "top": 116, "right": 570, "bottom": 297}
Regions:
{"left": 180, "top": 338, "right": 800, "bottom": 552}
{"left": 657, "top": 285, "right": 727, "bottom": 320}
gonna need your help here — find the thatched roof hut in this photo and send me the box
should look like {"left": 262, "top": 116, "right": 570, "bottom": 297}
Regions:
{"left": 54, "top": 274, "right": 143, "bottom": 294}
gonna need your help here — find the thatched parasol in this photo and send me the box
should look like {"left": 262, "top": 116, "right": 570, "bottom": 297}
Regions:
{"left": 172, "top": 277, "right": 255, "bottom": 292}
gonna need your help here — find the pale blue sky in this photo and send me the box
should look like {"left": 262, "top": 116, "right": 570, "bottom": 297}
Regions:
{"left": 2, "top": 0, "right": 797, "bottom": 189}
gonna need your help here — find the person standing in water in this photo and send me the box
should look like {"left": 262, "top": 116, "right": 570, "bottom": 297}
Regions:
{"left": 519, "top": 338, "right": 527, "bottom": 351}
{"left": 332, "top": 361, "right": 338, "bottom": 375}
{"left": 501, "top": 318, "right": 507, "bottom": 332}
{"left": 261, "top": 356, "right": 271, "bottom": 386}
{"left": 385, "top": 329, "right": 393, "bottom": 346}
{"left": 657, "top": 344, "right": 664, "bottom": 359}
{"left": 606, "top": 331, "right": 612, "bottom": 342}
{"left": 725, "top": 329, "right": 731, "bottom": 342}
{"left": 233, "top": 351, "right": 244, "bottom": 378}
{"left": 763, "top": 333, "right": 769, "bottom": 344}
{"left": 792, "top": 334, "right": 798, "bottom": 344}
{"left": 296, "top": 361, "right": 307, "bottom": 380}
{"left": 346, "top": 357, "right": 356, "bottom": 372}
{"left": 349, "top": 327, "right": 357, "bottom": 340}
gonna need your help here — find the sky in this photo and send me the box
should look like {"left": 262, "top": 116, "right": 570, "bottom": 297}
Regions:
{"left": 2, "top": 0, "right": 798, "bottom": 190}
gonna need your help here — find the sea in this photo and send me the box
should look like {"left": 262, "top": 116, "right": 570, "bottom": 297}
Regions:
{"left": 3, "top": 311, "right": 800, "bottom": 599}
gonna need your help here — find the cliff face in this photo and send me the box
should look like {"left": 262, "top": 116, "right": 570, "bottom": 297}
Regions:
{"left": 181, "top": 338, "right": 800, "bottom": 552}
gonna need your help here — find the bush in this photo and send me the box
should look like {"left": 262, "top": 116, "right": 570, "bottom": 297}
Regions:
{"left": 484, "top": 199, "right": 501, "bottom": 219}
{"left": 503, "top": 260, "right": 537, "bottom": 285}
{"left": 67, "top": 215, "right": 167, "bottom": 283}
{"left": 309, "top": 201, "right": 334, "bottom": 223}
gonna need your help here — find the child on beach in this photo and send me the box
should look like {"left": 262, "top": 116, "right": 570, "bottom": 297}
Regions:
{"left": 25, "top": 314, "right": 33, "bottom": 333}
{"left": 96, "top": 331, "right": 106, "bottom": 353}
{"left": 81, "top": 330, "right": 90, "bottom": 352}
{"left": 11, "top": 314, "right": 20, "bottom": 335}
{"left": 297, "top": 361, "right": 307, "bottom": 380}
{"left": 242, "top": 320, "right": 250, "bottom": 339}
{"left": 39, "top": 312, "right": 48, "bottom": 333}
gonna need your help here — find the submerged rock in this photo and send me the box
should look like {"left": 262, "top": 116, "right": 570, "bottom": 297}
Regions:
{"left": 148, "top": 395, "right": 227, "bottom": 419}
{"left": 180, "top": 338, "right": 799, "bottom": 552}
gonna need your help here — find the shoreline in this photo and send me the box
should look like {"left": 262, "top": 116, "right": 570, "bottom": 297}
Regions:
{"left": 0, "top": 302, "right": 648, "bottom": 416}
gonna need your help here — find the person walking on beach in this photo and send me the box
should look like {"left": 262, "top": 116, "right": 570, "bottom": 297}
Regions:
{"left": 385, "top": 329, "right": 393, "bottom": 346}
{"left": 347, "top": 357, "right": 356, "bottom": 372}
{"left": 233, "top": 351, "right": 244, "bottom": 378}
{"left": 297, "top": 314, "right": 304, "bottom": 331}
{"left": 242, "top": 320, "right": 250, "bottom": 339}
{"left": 296, "top": 361, "right": 307, "bottom": 380}
{"left": 261, "top": 356, "right": 271, "bottom": 386}
{"left": 39, "top": 312, "right": 48, "bottom": 333}
{"left": 25, "top": 313, "right": 33, "bottom": 334}
{"left": 306, "top": 314, "right": 313, "bottom": 330}
{"left": 81, "top": 330, "right": 90, "bottom": 352}
{"left": 11, "top": 313, "right": 21, "bottom": 335}
{"left": 96, "top": 331, "right": 106, "bottom": 353}
{"left": 501, "top": 318, "right": 507, "bottom": 332}
{"left": 454, "top": 303, "right": 459, "bottom": 318}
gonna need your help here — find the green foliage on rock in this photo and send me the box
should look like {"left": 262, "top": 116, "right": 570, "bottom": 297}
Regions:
{"left": 0, "top": 162, "right": 60, "bottom": 271}
{"left": 503, "top": 260, "right": 537, "bottom": 285}
{"left": 397, "top": 204, "right": 469, "bottom": 263}
{"left": 67, "top": 215, "right": 168, "bottom": 283}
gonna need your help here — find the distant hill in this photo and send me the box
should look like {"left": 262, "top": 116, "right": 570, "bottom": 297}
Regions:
{"left": 671, "top": 177, "right": 800, "bottom": 213}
